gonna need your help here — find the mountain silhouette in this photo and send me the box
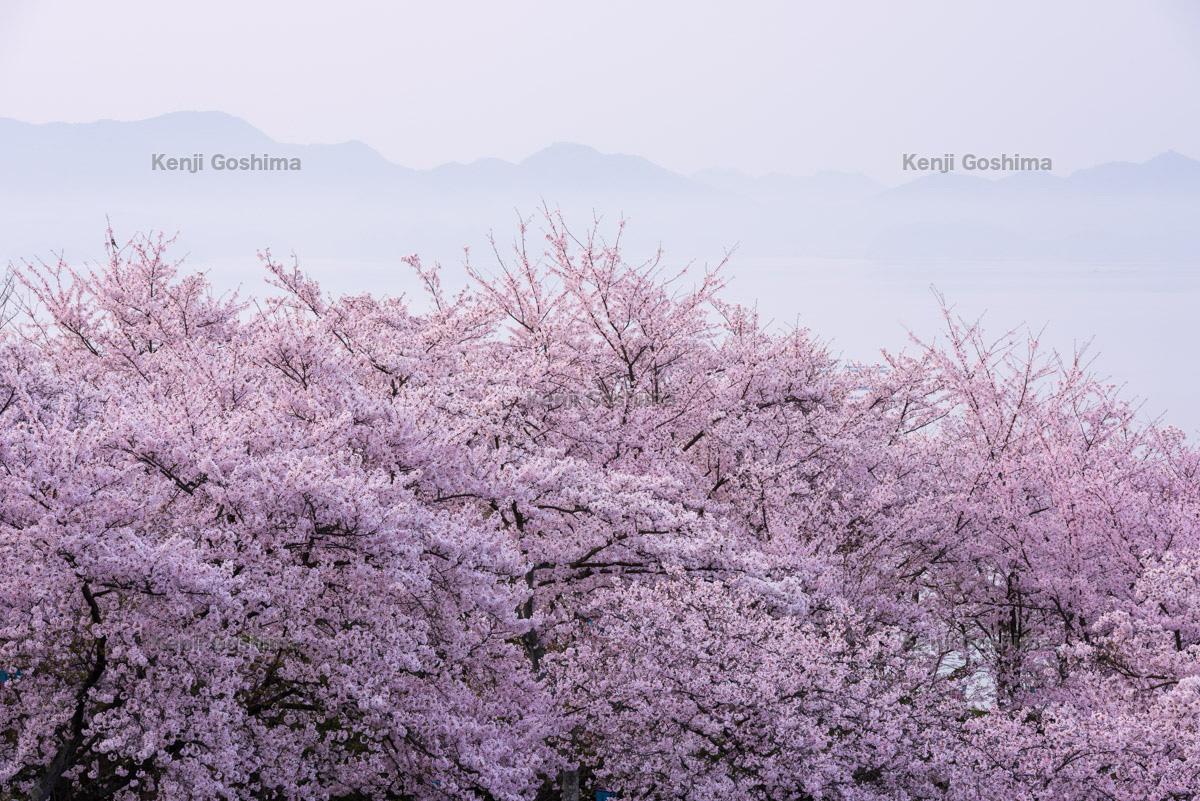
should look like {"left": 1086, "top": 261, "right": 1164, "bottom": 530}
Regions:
{"left": 2, "top": 111, "right": 1199, "bottom": 267}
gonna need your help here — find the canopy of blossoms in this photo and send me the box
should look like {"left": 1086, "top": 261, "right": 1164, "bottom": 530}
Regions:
{"left": 2, "top": 219, "right": 1198, "bottom": 800}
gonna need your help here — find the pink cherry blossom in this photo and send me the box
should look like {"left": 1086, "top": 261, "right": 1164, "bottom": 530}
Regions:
{"left": 1, "top": 217, "right": 1198, "bottom": 800}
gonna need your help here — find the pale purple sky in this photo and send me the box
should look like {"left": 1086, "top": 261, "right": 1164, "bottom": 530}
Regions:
{"left": 1, "top": 0, "right": 1198, "bottom": 179}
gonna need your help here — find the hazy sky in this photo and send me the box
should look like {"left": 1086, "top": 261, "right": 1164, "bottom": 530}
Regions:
{"left": 1, "top": 0, "right": 1198, "bottom": 179}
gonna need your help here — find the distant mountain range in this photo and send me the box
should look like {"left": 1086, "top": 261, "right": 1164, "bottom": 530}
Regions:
{"left": 3, "top": 111, "right": 1199, "bottom": 274}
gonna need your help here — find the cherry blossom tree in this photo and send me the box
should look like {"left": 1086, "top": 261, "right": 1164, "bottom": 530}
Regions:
{"left": 0, "top": 234, "right": 551, "bottom": 800}
{"left": 2, "top": 218, "right": 1199, "bottom": 800}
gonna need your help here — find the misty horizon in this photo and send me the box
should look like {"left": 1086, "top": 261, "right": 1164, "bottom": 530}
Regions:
{"left": 4, "top": 1, "right": 1200, "bottom": 181}
{"left": 6, "top": 109, "right": 1200, "bottom": 186}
